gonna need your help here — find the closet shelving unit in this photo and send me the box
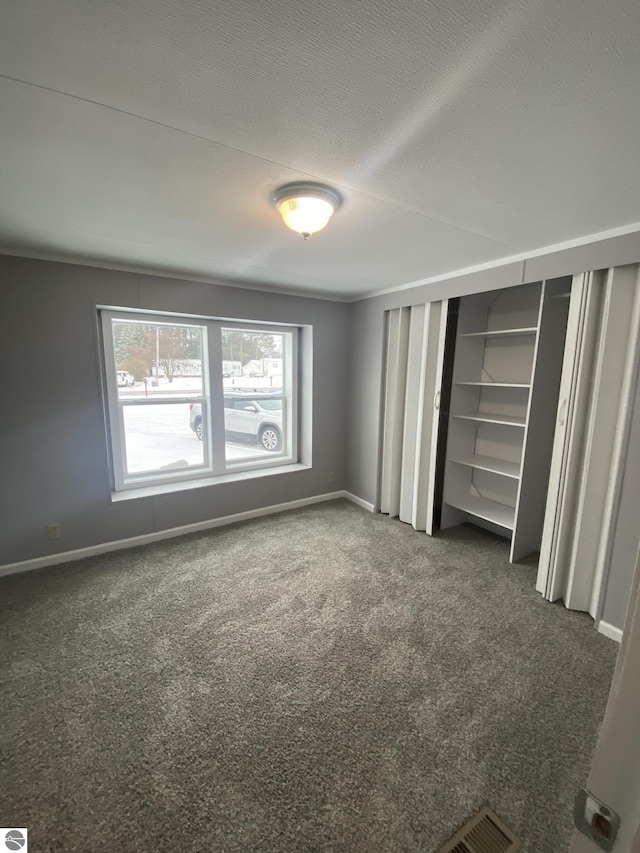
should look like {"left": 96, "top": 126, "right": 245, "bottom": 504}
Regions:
{"left": 441, "top": 279, "right": 571, "bottom": 561}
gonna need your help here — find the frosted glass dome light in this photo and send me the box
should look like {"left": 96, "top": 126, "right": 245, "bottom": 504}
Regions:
{"left": 272, "top": 182, "right": 343, "bottom": 239}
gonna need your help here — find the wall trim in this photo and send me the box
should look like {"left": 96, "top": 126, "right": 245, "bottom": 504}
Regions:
{"left": 0, "top": 490, "right": 373, "bottom": 578}
{"left": 0, "top": 249, "right": 351, "bottom": 303}
{"left": 342, "top": 491, "right": 376, "bottom": 512}
{"left": 598, "top": 620, "right": 623, "bottom": 644}
{"left": 358, "top": 222, "right": 640, "bottom": 302}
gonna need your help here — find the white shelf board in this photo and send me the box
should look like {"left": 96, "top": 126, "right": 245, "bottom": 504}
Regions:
{"left": 456, "top": 381, "right": 531, "bottom": 388}
{"left": 452, "top": 412, "right": 527, "bottom": 427}
{"left": 444, "top": 495, "right": 515, "bottom": 530}
{"left": 460, "top": 327, "right": 538, "bottom": 338}
{"left": 450, "top": 454, "right": 521, "bottom": 479}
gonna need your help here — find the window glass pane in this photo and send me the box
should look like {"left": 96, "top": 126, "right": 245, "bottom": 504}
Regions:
{"left": 122, "top": 403, "right": 205, "bottom": 474}
{"left": 102, "top": 310, "right": 297, "bottom": 490}
{"left": 112, "top": 320, "right": 204, "bottom": 399}
{"left": 221, "top": 329, "right": 288, "bottom": 462}
{"left": 110, "top": 318, "right": 210, "bottom": 481}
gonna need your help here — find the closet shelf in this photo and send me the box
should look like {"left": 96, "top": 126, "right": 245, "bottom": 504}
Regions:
{"left": 450, "top": 454, "right": 521, "bottom": 479}
{"left": 452, "top": 412, "right": 527, "bottom": 427}
{"left": 460, "top": 327, "right": 538, "bottom": 338}
{"left": 456, "top": 381, "right": 531, "bottom": 388}
{"left": 445, "top": 495, "right": 515, "bottom": 530}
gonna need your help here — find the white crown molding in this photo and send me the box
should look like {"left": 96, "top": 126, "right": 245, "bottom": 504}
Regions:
{"left": 0, "top": 247, "right": 353, "bottom": 303}
{"left": 355, "top": 222, "right": 640, "bottom": 302}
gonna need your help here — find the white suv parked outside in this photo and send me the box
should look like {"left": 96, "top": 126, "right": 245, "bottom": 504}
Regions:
{"left": 116, "top": 370, "right": 135, "bottom": 387}
{"left": 189, "top": 392, "right": 283, "bottom": 451}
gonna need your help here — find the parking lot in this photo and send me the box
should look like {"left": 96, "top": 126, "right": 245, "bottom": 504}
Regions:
{"left": 121, "top": 398, "right": 274, "bottom": 473}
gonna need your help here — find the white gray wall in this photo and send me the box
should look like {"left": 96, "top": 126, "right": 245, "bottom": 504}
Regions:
{"left": 346, "top": 232, "right": 640, "bottom": 632}
{"left": 0, "top": 255, "right": 349, "bottom": 565}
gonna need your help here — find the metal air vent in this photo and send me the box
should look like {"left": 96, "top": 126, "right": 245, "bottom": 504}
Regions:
{"left": 437, "top": 806, "right": 522, "bottom": 853}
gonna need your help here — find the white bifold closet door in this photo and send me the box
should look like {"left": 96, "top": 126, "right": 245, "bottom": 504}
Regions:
{"left": 537, "top": 265, "right": 640, "bottom": 617}
{"left": 380, "top": 301, "right": 448, "bottom": 534}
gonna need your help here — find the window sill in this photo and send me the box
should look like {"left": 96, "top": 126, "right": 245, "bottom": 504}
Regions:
{"left": 110, "top": 462, "right": 310, "bottom": 502}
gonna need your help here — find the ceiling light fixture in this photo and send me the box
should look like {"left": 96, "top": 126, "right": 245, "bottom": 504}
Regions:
{"left": 272, "top": 182, "right": 343, "bottom": 239}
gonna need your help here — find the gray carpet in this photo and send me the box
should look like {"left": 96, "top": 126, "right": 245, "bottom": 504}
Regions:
{"left": 0, "top": 499, "right": 617, "bottom": 852}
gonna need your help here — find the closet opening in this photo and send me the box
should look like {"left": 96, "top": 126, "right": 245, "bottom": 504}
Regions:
{"left": 432, "top": 297, "right": 458, "bottom": 531}
{"left": 438, "top": 278, "right": 571, "bottom": 564}
{"left": 380, "top": 266, "right": 640, "bottom": 635}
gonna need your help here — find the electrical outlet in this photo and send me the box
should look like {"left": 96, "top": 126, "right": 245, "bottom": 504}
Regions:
{"left": 575, "top": 789, "right": 619, "bottom": 850}
{"left": 47, "top": 523, "right": 61, "bottom": 540}
{"left": 328, "top": 471, "right": 335, "bottom": 483}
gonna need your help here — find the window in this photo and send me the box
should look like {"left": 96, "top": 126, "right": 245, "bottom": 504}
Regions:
{"left": 100, "top": 309, "right": 298, "bottom": 491}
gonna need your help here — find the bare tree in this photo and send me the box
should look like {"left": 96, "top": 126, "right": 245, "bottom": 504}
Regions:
{"left": 157, "top": 327, "right": 192, "bottom": 383}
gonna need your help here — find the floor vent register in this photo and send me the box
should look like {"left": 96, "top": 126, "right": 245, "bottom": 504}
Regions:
{"left": 437, "top": 806, "right": 522, "bottom": 853}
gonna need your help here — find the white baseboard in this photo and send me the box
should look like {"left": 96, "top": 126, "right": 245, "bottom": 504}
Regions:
{"left": 0, "top": 490, "right": 373, "bottom": 578}
{"left": 598, "top": 620, "right": 623, "bottom": 643}
{"left": 342, "top": 491, "right": 375, "bottom": 513}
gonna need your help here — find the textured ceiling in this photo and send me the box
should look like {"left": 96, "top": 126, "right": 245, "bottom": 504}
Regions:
{"left": 1, "top": 0, "right": 639, "bottom": 299}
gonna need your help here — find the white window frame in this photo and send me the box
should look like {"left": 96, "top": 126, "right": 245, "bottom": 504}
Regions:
{"left": 100, "top": 308, "right": 299, "bottom": 492}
